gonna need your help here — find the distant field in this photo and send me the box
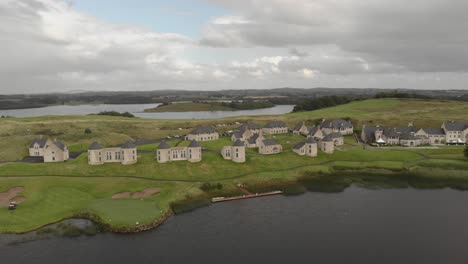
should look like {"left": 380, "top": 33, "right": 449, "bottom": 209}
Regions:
{"left": 0, "top": 98, "right": 467, "bottom": 233}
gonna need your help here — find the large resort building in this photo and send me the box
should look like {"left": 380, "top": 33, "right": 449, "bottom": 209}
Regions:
{"left": 262, "top": 121, "right": 289, "bottom": 135}
{"left": 185, "top": 126, "right": 219, "bottom": 142}
{"left": 156, "top": 140, "right": 202, "bottom": 163}
{"left": 258, "top": 139, "right": 283, "bottom": 155}
{"left": 29, "top": 138, "right": 69, "bottom": 162}
{"left": 88, "top": 141, "right": 137, "bottom": 165}
{"left": 361, "top": 121, "right": 468, "bottom": 146}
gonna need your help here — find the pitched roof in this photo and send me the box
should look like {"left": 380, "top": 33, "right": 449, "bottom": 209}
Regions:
{"left": 157, "top": 141, "right": 171, "bottom": 149}
{"left": 248, "top": 133, "right": 261, "bottom": 144}
{"left": 53, "top": 140, "right": 66, "bottom": 151}
{"left": 89, "top": 141, "right": 103, "bottom": 150}
{"left": 30, "top": 138, "right": 48, "bottom": 148}
{"left": 321, "top": 119, "right": 353, "bottom": 129}
{"left": 189, "top": 126, "right": 217, "bottom": 135}
{"left": 308, "top": 126, "right": 321, "bottom": 136}
{"left": 328, "top": 132, "right": 343, "bottom": 139}
{"left": 188, "top": 140, "right": 201, "bottom": 148}
{"left": 121, "top": 141, "right": 136, "bottom": 149}
{"left": 232, "top": 131, "right": 242, "bottom": 139}
{"left": 306, "top": 137, "right": 317, "bottom": 144}
{"left": 264, "top": 120, "right": 287, "bottom": 129}
{"left": 239, "top": 123, "right": 262, "bottom": 131}
{"left": 262, "top": 139, "right": 281, "bottom": 146}
{"left": 422, "top": 128, "right": 445, "bottom": 135}
{"left": 293, "top": 142, "right": 306, "bottom": 150}
{"left": 321, "top": 134, "right": 334, "bottom": 142}
{"left": 233, "top": 139, "right": 245, "bottom": 147}
{"left": 443, "top": 121, "right": 467, "bottom": 131}
{"left": 293, "top": 122, "right": 306, "bottom": 131}
{"left": 400, "top": 133, "right": 419, "bottom": 140}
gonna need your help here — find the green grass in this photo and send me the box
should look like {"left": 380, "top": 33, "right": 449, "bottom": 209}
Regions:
{"left": 0, "top": 98, "right": 467, "bottom": 233}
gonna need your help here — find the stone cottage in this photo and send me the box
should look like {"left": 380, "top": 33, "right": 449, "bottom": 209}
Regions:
{"left": 156, "top": 140, "right": 202, "bottom": 163}
{"left": 293, "top": 122, "right": 313, "bottom": 136}
{"left": 231, "top": 123, "right": 265, "bottom": 148}
{"left": 319, "top": 135, "right": 335, "bottom": 154}
{"left": 88, "top": 141, "right": 137, "bottom": 165}
{"left": 29, "top": 138, "right": 69, "bottom": 163}
{"left": 185, "top": 126, "right": 219, "bottom": 142}
{"left": 293, "top": 138, "right": 318, "bottom": 157}
{"left": 442, "top": 121, "right": 468, "bottom": 144}
{"left": 221, "top": 139, "right": 246, "bottom": 163}
{"left": 320, "top": 119, "right": 354, "bottom": 135}
{"left": 262, "top": 121, "right": 289, "bottom": 135}
{"left": 258, "top": 139, "right": 283, "bottom": 155}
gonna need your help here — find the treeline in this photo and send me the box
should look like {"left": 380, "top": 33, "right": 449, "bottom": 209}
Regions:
{"left": 93, "top": 111, "right": 135, "bottom": 118}
{"left": 374, "top": 91, "right": 431, "bottom": 99}
{"left": 220, "top": 100, "right": 275, "bottom": 110}
{"left": 293, "top": 96, "right": 357, "bottom": 112}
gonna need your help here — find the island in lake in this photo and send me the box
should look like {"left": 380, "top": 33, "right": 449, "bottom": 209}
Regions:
{"left": 0, "top": 98, "right": 467, "bottom": 235}
{"left": 144, "top": 101, "right": 276, "bottom": 112}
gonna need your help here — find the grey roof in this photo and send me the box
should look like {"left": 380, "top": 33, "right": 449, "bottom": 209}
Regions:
{"left": 189, "top": 126, "right": 217, "bottom": 135}
{"left": 293, "top": 142, "right": 306, "bottom": 150}
{"left": 89, "top": 141, "right": 103, "bottom": 150}
{"left": 248, "top": 133, "right": 261, "bottom": 144}
{"left": 188, "top": 140, "right": 201, "bottom": 148}
{"left": 232, "top": 131, "right": 243, "bottom": 139}
{"left": 264, "top": 120, "right": 287, "bottom": 129}
{"left": 443, "top": 121, "right": 467, "bottom": 131}
{"left": 262, "top": 139, "right": 281, "bottom": 146}
{"left": 121, "top": 141, "right": 136, "bottom": 149}
{"left": 321, "top": 119, "right": 353, "bottom": 129}
{"left": 328, "top": 132, "right": 343, "bottom": 139}
{"left": 30, "top": 138, "right": 48, "bottom": 148}
{"left": 306, "top": 137, "right": 317, "bottom": 144}
{"left": 422, "top": 128, "right": 445, "bottom": 135}
{"left": 400, "top": 133, "right": 419, "bottom": 140}
{"left": 308, "top": 126, "right": 320, "bottom": 136}
{"left": 53, "top": 141, "right": 66, "bottom": 151}
{"left": 239, "top": 123, "right": 262, "bottom": 131}
{"left": 158, "top": 141, "right": 171, "bottom": 150}
{"left": 233, "top": 139, "right": 245, "bottom": 147}
{"left": 321, "top": 134, "right": 334, "bottom": 142}
{"left": 293, "top": 122, "right": 305, "bottom": 131}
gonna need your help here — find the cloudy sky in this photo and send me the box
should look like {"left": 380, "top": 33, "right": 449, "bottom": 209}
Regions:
{"left": 1, "top": 0, "right": 468, "bottom": 94}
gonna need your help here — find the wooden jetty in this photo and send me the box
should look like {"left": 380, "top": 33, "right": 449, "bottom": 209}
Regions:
{"left": 211, "top": 191, "right": 283, "bottom": 203}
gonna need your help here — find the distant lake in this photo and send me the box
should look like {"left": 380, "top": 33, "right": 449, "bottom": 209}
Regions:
{"left": 0, "top": 104, "right": 295, "bottom": 119}
{"left": 2, "top": 187, "right": 468, "bottom": 264}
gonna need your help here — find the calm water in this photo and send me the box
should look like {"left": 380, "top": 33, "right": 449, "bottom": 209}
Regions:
{"left": 2, "top": 187, "right": 468, "bottom": 264}
{"left": 0, "top": 104, "right": 295, "bottom": 119}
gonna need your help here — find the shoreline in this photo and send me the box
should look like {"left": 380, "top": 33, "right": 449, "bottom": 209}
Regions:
{"left": 4, "top": 168, "right": 468, "bottom": 235}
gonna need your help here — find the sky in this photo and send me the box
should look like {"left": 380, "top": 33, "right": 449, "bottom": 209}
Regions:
{"left": 1, "top": 0, "right": 468, "bottom": 94}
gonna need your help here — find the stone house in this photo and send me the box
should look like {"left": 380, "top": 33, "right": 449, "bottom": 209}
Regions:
{"left": 221, "top": 139, "right": 246, "bottom": 163}
{"left": 293, "top": 138, "right": 318, "bottom": 157}
{"left": 231, "top": 123, "right": 265, "bottom": 148}
{"left": 29, "top": 138, "right": 69, "bottom": 163}
{"left": 88, "top": 141, "right": 137, "bottom": 165}
{"left": 185, "top": 126, "right": 219, "bottom": 142}
{"left": 399, "top": 133, "right": 422, "bottom": 147}
{"left": 307, "top": 126, "right": 325, "bottom": 140}
{"left": 156, "top": 140, "right": 202, "bottom": 163}
{"left": 361, "top": 123, "right": 419, "bottom": 146}
{"left": 415, "top": 128, "right": 446, "bottom": 145}
{"left": 319, "top": 135, "right": 335, "bottom": 154}
{"left": 262, "top": 121, "right": 289, "bottom": 135}
{"left": 442, "top": 121, "right": 468, "bottom": 144}
{"left": 258, "top": 139, "right": 283, "bottom": 155}
{"left": 326, "top": 132, "right": 344, "bottom": 146}
{"left": 320, "top": 119, "right": 354, "bottom": 135}
{"left": 293, "top": 122, "right": 313, "bottom": 136}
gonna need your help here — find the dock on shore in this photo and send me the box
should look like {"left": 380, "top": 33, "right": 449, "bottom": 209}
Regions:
{"left": 211, "top": 191, "right": 283, "bottom": 203}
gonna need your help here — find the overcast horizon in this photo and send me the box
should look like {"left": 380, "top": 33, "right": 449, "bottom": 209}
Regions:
{"left": 2, "top": 0, "right": 468, "bottom": 94}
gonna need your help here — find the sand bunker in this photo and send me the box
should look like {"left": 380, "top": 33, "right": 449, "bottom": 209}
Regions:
{"left": 0, "top": 187, "right": 26, "bottom": 207}
{"left": 112, "top": 187, "right": 161, "bottom": 200}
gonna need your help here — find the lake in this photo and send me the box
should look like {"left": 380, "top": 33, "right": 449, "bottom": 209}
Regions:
{"left": 2, "top": 187, "right": 468, "bottom": 264}
{"left": 0, "top": 104, "right": 295, "bottom": 119}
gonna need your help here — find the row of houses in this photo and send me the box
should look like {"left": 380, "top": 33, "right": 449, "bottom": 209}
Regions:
{"left": 361, "top": 121, "right": 468, "bottom": 146}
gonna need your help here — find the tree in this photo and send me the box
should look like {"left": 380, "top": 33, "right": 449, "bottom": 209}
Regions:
{"left": 464, "top": 145, "right": 468, "bottom": 158}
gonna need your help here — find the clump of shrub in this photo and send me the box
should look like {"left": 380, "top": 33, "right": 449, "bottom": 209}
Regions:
{"left": 200, "top": 182, "right": 223, "bottom": 192}
{"left": 170, "top": 197, "right": 210, "bottom": 215}
{"left": 84, "top": 128, "right": 92, "bottom": 134}
{"left": 92, "top": 111, "right": 135, "bottom": 118}
{"left": 464, "top": 145, "right": 468, "bottom": 158}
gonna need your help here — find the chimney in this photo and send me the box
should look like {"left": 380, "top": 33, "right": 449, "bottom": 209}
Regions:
{"left": 408, "top": 121, "right": 413, "bottom": 127}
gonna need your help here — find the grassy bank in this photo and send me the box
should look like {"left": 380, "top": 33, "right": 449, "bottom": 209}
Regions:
{"left": 0, "top": 98, "right": 467, "bottom": 233}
